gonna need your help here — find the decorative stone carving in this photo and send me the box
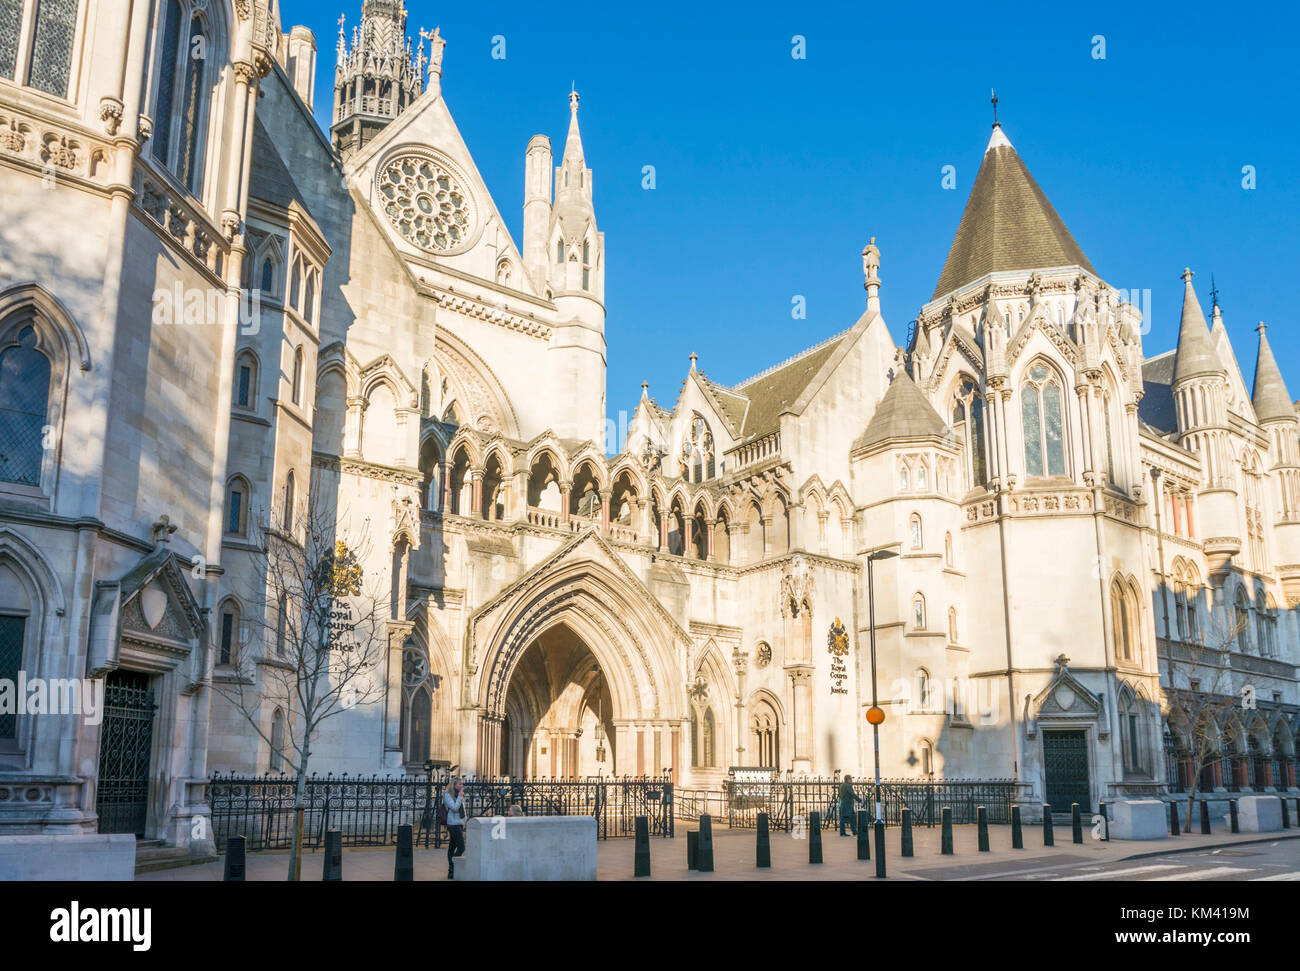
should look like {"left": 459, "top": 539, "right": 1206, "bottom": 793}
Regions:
{"left": 780, "top": 554, "right": 814, "bottom": 618}
{"left": 377, "top": 153, "right": 476, "bottom": 254}
{"left": 98, "top": 97, "right": 124, "bottom": 136}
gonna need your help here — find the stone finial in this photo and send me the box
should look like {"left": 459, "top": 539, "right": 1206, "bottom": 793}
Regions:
{"left": 689, "top": 352, "right": 698, "bottom": 371}
{"left": 1181, "top": 266, "right": 1194, "bottom": 284}
{"left": 152, "top": 515, "right": 177, "bottom": 545}
{"left": 863, "top": 236, "right": 881, "bottom": 313}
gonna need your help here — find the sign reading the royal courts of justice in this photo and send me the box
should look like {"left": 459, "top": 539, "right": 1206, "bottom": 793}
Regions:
{"left": 827, "top": 618, "right": 850, "bottom": 696}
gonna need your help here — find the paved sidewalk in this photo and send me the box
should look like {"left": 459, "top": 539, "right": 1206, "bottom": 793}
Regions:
{"left": 135, "top": 823, "right": 1300, "bottom": 881}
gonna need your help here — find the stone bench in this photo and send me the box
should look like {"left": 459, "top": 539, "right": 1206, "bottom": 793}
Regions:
{"left": 0, "top": 834, "right": 136, "bottom": 880}
{"left": 1238, "top": 795, "right": 1283, "bottom": 833}
{"left": 1108, "top": 799, "right": 1167, "bottom": 840}
{"left": 457, "top": 816, "right": 597, "bottom": 881}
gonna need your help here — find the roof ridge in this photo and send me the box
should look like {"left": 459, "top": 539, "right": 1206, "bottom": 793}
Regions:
{"left": 732, "top": 326, "right": 853, "bottom": 390}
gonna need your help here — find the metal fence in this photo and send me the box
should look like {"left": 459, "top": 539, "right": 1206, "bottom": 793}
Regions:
{"left": 207, "top": 773, "right": 674, "bottom": 852}
{"left": 693, "top": 778, "right": 1018, "bottom": 830}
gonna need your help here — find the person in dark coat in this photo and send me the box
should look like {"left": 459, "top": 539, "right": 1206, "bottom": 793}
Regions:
{"left": 838, "top": 774, "right": 860, "bottom": 836}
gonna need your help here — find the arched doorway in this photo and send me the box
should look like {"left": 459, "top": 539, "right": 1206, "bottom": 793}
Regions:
{"left": 501, "top": 623, "right": 615, "bottom": 778}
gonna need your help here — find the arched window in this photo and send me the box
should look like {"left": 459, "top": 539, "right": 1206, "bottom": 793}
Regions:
{"left": 289, "top": 258, "right": 302, "bottom": 313}
{"left": 1102, "top": 390, "right": 1118, "bottom": 485}
{"left": 691, "top": 707, "right": 717, "bottom": 768}
{"left": 274, "top": 590, "right": 288, "bottom": 657}
{"left": 944, "top": 531, "right": 953, "bottom": 567}
{"left": 898, "top": 463, "right": 910, "bottom": 491}
{"left": 680, "top": 413, "right": 715, "bottom": 483}
{"left": 909, "top": 513, "right": 922, "bottom": 550}
{"left": 302, "top": 269, "right": 316, "bottom": 325}
{"left": 1111, "top": 579, "right": 1136, "bottom": 662}
{"left": 916, "top": 462, "right": 928, "bottom": 491}
{"left": 948, "top": 606, "right": 958, "bottom": 644}
{"left": 1022, "top": 362, "right": 1067, "bottom": 477}
{"left": 217, "top": 598, "right": 240, "bottom": 666}
{"left": 952, "top": 378, "right": 987, "bottom": 488}
{"left": 291, "top": 345, "right": 304, "bottom": 405}
{"left": 234, "top": 349, "right": 257, "bottom": 409}
{"left": 1118, "top": 688, "right": 1146, "bottom": 775}
{"left": 751, "top": 696, "right": 780, "bottom": 768}
{"left": 0, "top": 326, "right": 50, "bottom": 487}
{"left": 703, "top": 707, "right": 716, "bottom": 767}
{"left": 151, "top": 1, "right": 213, "bottom": 195}
{"left": 282, "top": 470, "right": 295, "bottom": 532}
{"left": 555, "top": 240, "right": 564, "bottom": 264}
{"left": 260, "top": 255, "right": 276, "bottom": 294}
{"left": 225, "top": 477, "right": 249, "bottom": 537}
{"left": 918, "top": 738, "right": 935, "bottom": 776}
{"left": 581, "top": 239, "right": 591, "bottom": 291}
{"left": 912, "top": 593, "right": 926, "bottom": 630}
{"left": 269, "top": 708, "right": 285, "bottom": 772}
{"left": 1234, "top": 587, "right": 1252, "bottom": 653}
{"left": 914, "top": 667, "right": 932, "bottom": 712}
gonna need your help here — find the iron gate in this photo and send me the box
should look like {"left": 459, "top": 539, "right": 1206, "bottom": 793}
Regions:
{"left": 1042, "top": 729, "right": 1090, "bottom": 814}
{"left": 96, "top": 671, "right": 157, "bottom": 836}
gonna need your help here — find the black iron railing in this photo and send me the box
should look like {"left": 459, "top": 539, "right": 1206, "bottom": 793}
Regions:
{"left": 714, "top": 777, "right": 1017, "bottom": 830}
{"left": 207, "top": 773, "right": 674, "bottom": 852}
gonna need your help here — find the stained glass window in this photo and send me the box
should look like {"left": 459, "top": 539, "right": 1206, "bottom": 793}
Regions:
{"left": 28, "top": 0, "right": 77, "bottom": 98}
{"left": 0, "top": 0, "right": 22, "bottom": 80}
{"left": 0, "top": 327, "right": 50, "bottom": 487}
{"left": 176, "top": 14, "right": 206, "bottom": 193}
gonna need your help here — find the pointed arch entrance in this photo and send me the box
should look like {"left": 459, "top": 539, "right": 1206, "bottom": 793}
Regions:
{"left": 464, "top": 532, "right": 689, "bottom": 779}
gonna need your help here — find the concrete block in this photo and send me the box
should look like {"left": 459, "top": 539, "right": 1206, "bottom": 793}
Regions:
{"left": 1238, "top": 795, "right": 1283, "bottom": 833}
{"left": 1109, "top": 799, "right": 1167, "bottom": 840}
{"left": 0, "top": 834, "right": 136, "bottom": 880}
{"left": 458, "top": 816, "right": 597, "bottom": 881}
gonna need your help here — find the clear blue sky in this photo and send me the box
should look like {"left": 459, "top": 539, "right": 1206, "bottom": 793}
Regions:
{"left": 285, "top": 0, "right": 1299, "bottom": 431}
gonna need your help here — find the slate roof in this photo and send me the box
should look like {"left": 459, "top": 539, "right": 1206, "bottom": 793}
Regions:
{"left": 729, "top": 334, "right": 848, "bottom": 441}
{"left": 932, "top": 129, "right": 1095, "bottom": 300}
{"left": 853, "top": 371, "right": 947, "bottom": 451}
{"left": 1139, "top": 350, "right": 1178, "bottom": 434}
{"left": 249, "top": 117, "right": 314, "bottom": 216}
{"left": 1252, "top": 326, "right": 1294, "bottom": 422}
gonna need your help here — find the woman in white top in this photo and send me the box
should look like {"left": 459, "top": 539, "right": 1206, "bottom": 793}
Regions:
{"left": 444, "top": 776, "right": 466, "bottom": 878}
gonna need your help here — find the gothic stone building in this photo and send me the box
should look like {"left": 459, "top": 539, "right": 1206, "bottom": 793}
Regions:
{"left": 0, "top": 0, "right": 1296, "bottom": 858}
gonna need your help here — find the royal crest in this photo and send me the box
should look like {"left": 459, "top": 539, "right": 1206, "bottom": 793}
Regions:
{"left": 827, "top": 617, "right": 850, "bottom": 657}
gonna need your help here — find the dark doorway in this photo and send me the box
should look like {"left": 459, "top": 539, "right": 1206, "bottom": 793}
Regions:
{"left": 95, "top": 670, "right": 157, "bottom": 836}
{"left": 1042, "top": 729, "right": 1090, "bottom": 814}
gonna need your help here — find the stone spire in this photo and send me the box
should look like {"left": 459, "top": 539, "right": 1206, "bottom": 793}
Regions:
{"left": 1172, "top": 268, "right": 1224, "bottom": 384}
{"left": 1252, "top": 322, "right": 1294, "bottom": 422}
{"left": 555, "top": 87, "right": 593, "bottom": 215}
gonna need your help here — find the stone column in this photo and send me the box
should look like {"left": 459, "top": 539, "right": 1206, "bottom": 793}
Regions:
{"left": 788, "top": 665, "right": 814, "bottom": 774}
{"left": 599, "top": 489, "right": 611, "bottom": 531}
{"left": 683, "top": 516, "right": 693, "bottom": 557}
{"left": 706, "top": 518, "right": 716, "bottom": 561}
{"left": 344, "top": 396, "right": 365, "bottom": 457}
{"left": 559, "top": 480, "right": 572, "bottom": 525}
{"left": 470, "top": 470, "right": 484, "bottom": 519}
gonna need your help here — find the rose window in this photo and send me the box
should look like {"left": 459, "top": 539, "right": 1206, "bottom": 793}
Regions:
{"left": 378, "top": 155, "right": 473, "bottom": 253}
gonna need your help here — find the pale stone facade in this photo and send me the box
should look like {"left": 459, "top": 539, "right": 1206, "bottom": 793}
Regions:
{"left": 0, "top": 0, "right": 1296, "bottom": 862}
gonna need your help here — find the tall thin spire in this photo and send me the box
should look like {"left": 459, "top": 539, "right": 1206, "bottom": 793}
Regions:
{"left": 1172, "top": 267, "right": 1224, "bottom": 384}
{"left": 1252, "top": 321, "right": 1294, "bottom": 422}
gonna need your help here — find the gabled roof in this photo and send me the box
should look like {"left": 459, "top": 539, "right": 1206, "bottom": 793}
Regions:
{"left": 853, "top": 371, "right": 947, "bottom": 451}
{"left": 1253, "top": 323, "right": 1294, "bottom": 422}
{"left": 730, "top": 332, "right": 849, "bottom": 441}
{"left": 932, "top": 127, "right": 1094, "bottom": 300}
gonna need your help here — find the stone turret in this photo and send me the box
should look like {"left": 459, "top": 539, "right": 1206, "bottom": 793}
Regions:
{"left": 330, "top": 1, "right": 424, "bottom": 161}
{"left": 1254, "top": 322, "right": 1300, "bottom": 605}
{"left": 1171, "top": 268, "right": 1239, "bottom": 575}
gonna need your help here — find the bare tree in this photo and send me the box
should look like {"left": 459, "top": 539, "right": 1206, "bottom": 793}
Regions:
{"left": 1162, "top": 610, "right": 1248, "bottom": 832}
{"left": 216, "top": 479, "right": 389, "bottom": 879}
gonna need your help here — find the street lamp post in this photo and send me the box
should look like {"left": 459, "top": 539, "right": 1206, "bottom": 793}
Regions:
{"left": 865, "top": 548, "right": 897, "bottom": 822}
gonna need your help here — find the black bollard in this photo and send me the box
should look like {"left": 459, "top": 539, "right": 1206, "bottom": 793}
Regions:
{"left": 808, "top": 811, "right": 823, "bottom": 864}
{"left": 1230, "top": 800, "right": 1239, "bottom": 834}
{"left": 1011, "top": 806, "right": 1023, "bottom": 849}
{"left": 322, "top": 829, "right": 342, "bottom": 882}
{"left": 756, "top": 812, "right": 771, "bottom": 868}
{"left": 697, "top": 814, "right": 714, "bottom": 872}
{"left": 394, "top": 824, "right": 414, "bottom": 881}
{"left": 1169, "top": 801, "right": 1180, "bottom": 837}
{"left": 857, "top": 810, "right": 871, "bottom": 860}
{"left": 634, "top": 815, "right": 651, "bottom": 877}
{"left": 941, "top": 807, "right": 954, "bottom": 855}
{"left": 1282, "top": 798, "right": 1291, "bottom": 830}
{"left": 223, "top": 835, "right": 246, "bottom": 882}
{"left": 1071, "top": 803, "right": 1083, "bottom": 844}
{"left": 977, "top": 806, "right": 990, "bottom": 852}
{"left": 900, "top": 807, "right": 913, "bottom": 857}
{"left": 1200, "top": 800, "right": 1211, "bottom": 835}
{"left": 874, "top": 819, "right": 886, "bottom": 878}
{"left": 1043, "top": 805, "right": 1055, "bottom": 847}
{"left": 686, "top": 830, "right": 699, "bottom": 870}
{"left": 1098, "top": 801, "right": 1109, "bottom": 841}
